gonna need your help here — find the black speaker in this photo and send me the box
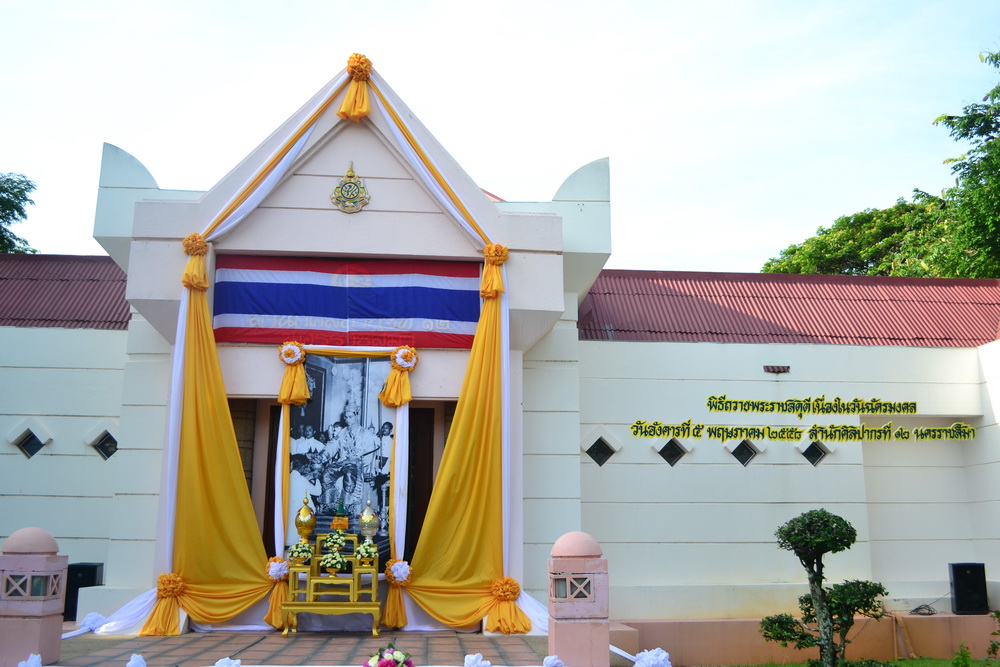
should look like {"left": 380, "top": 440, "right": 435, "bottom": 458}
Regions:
{"left": 950, "top": 562, "right": 988, "bottom": 615}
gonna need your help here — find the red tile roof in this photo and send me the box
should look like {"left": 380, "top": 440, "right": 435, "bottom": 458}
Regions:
{"left": 0, "top": 255, "right": 129, "bottom": 330}
{"left": 579, "top": 270, "right": 1000, "bottom": 347}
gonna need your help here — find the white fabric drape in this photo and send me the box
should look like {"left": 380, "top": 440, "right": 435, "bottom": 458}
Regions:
{"left": 154, "top": 290, "right": 189, "bottom": 576}
{"left": 390, "top": 404, "right": 409, "bottom": 558}
{"left": 91, "top": 589, "right": 160, "bottom": 636}
{"left": 369, "top": 74, "right": 485, "bottom": 246}
{"left": 271, "top": 408, "right": 288, "bottom": 554}
{"left": 207, "top": 127, "right": 314, "bottom": 243}
{"left": 500, "top": 265, "right": 511, "bottom": 573}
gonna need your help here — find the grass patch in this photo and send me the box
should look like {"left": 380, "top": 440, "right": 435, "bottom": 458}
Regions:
{"left": 694, "top": 661, "right": 1000, "bottom": 667}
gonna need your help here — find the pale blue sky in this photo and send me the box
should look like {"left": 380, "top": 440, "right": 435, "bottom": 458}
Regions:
{"left": 3, "top": 1, "right": 1000, "bottom": 272}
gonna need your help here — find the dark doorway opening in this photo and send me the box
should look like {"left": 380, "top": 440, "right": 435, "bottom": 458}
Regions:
{"left": 404, "top": 407, "right": 436, "bottom": 562}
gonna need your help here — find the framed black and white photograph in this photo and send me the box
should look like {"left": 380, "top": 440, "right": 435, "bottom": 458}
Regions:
{"left": 286, "top": 355, "right": 394, "bottom": 561}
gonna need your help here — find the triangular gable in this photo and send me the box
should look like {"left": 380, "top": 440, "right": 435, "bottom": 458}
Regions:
{"left": 196, "top": 64, "right": 500, "bottom": 253}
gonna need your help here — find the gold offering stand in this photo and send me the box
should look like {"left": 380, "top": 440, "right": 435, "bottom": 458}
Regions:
{"left": 281, "top": 498, "right": 380, "bottom": 636}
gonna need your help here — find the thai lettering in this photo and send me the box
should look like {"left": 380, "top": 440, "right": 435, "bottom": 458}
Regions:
{"left": 913, "top": 422, "right": 977, "bottom": 441}
{"left": 630, "top": 419, "right": 693, "bottom": 439}
{"left": 706, "top": 394, "right": 917, "bottom": 420}
{"left": 631, "top": 420, "right": 976, "bottom": 443}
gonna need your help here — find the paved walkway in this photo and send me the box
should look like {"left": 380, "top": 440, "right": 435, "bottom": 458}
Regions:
{"left": 56, "top": 630, "right": 551, "bottom": 667}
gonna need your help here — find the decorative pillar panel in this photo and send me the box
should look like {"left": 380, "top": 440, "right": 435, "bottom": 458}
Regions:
{"left": 548, "top": 531, "right": 609, "bottom": 667}
{"left": 0, "top": 527, "right": 68, "bottom": 667}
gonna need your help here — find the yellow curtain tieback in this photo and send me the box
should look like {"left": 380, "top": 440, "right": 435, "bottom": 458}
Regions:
{"left": 156, "top": 572, "right": 186, "bottom": 599}
{"left": 484, "top": 244, "right": 509, "bottom": 266}
{"left": 182, "top": 233, "right": 209, "bottom": 256}
{"left": 279, "top": 341, "right": 306, "bottom": 366}
{"left": 347, "top": 53, "right": 373, "bottom": 81}
{"left": 390, "top": 346, "right": 418, "bottom": 373}
{"left": 490, "top": 576, "right": 520, "bottom": 602}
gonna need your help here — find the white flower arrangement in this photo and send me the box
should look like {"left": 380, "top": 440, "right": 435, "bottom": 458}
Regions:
{"left": 287, "top": 541, "right": 313, "bottom": 562}
{"left": 319, "top": 549, "right": 347, "bottom": 571}
{"left": 79, "top": 611, "right": 106, "bottom": 632}
{"left": 278, "top": 342, "right": 304, "bottom": 366}
{"left": 392, "top": 346, "right": 418, "bottom": 370}
{"left": 356, "top": 542, "right": 378, "bottom": 559}
{"left": 322, "top": 530, "right": 347, "bottom": 550}
{"left": 267, "top": 559, "right": 289, "bottom": 582}
{"left": 389, "top": 559, "right": 411, "bottom": 583}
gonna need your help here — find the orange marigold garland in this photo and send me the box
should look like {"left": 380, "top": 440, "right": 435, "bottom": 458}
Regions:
{"left": 483, "top": 244, "right": 509, "bottom": 266}
{"left": 181, "top": 233, "right": 208, "bottom": 256}
{"left": 156, "top": 572, "right": 186, "bottom": 599}
{"left": 390, "top": 346, "right": 418, "bottom": 373}
{"left": 347, "top": 53, "right": 373, "bottom": 81}
{"left": 490, "top": 576, "right": 520, "bottom": 602}
{"left": 278, "top": 341, "right": 306, "bottom": 366}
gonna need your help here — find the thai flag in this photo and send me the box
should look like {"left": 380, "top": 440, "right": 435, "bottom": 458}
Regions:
{"left": 212, "top": 256, "right": 481, "bottom": 348}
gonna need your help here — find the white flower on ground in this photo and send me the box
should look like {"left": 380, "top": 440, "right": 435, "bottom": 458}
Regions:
{"left": 125, "top": 655, "right": 146, "bottom": 667}
{"left": 214, "top": 658, "right": 241, "bottom": 667}
{"left": 17, "top": 655, "right": 41, "bottom": 667}
{"left": 543, "top": 656, "right": 564, "bottom": 667}
{"left": 79, "top": 611, "right": 107, "bottom": 632}
{"left": 634, "top": 648, "right": 671, "bottom": 667}
{"left": 465, "top": 653, "right": 491, "bottom": 667}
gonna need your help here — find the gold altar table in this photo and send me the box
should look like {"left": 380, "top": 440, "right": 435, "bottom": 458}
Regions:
{"left": 281, "top": 533, "right": 381, "bottom": 636}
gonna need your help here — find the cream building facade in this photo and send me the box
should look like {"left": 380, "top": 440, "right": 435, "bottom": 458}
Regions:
{"left": 1, "top": 61, "right": 998, "bottom": 636}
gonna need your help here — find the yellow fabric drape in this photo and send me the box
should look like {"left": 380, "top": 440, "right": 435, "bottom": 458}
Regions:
{"left": 401, "top": 254, "right": 530, "bottom": 634}
{"left": 383, "top": 559, "right": 409, "bottom": 629}
{"left": 338, "top": 79, "right": 371, "bottom": 121}
{"left": 337, "top": 53, "right": 373, "bottom": 122}
{"left": 276, "top": 346, "right": 413, "bottom": 408}
{"left": 379, "top": 366, "right": 412, "bottom": 407}
{"left": 384, "top": 582, "right": 407, "bottom": 628}
{"left": 141, "top": 254, "right": 273, "bottom": 634}
{"left": 263, "top": 579, "right": 289, "bottom": 629}
{"left": 277, "top": 355, "right": 309, "bottom": 405}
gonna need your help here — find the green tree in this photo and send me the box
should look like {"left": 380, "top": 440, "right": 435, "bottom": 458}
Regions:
{"left": 761, "top": 192, "right": 968, "bottom": 277}
{"left": 763, "top": 50, "right": 1000, "bottom": 279}
{"left": 0, "top": 173, "right": 37, "bottom": 254}
{"left": 934, "top": 51, "right": 1000, "bottom": 276}
{"left": 759, "top": 509, "right": 888, "bottom": 667}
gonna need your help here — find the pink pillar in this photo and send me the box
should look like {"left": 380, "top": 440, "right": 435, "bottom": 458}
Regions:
{"left": 548, "top": 531, "right": 609, "bottom": 667}
{"left": 0, "top": 527, "right": 68, "bottom": 667}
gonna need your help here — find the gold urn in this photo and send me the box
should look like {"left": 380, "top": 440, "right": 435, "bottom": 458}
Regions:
{"left": 294, "top": 493, "right": 316, "bottom": 543}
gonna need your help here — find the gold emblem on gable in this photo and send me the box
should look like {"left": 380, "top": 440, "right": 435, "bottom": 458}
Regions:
{"left": 330, "top": 161, "right": 370, "bottom": 213}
